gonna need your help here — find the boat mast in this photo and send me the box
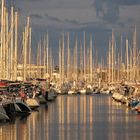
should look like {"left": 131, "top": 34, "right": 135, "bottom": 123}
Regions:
{"left": 40, "top": 42, "right": 42, "bottom": 78}
{"left": 43, "top": 37, "right": 46, "bottom": 78}
{"left": 111, "top": 30, "right": 114, "bottom": 84}
{"left": 59, "top": 39, "right": 62, "bottom": 86}
{"left": 74, "top": 35, "right": 78, "bottom": 84}
{"left": 49, "top": 48, "right": 52, "bottom": 79}
{"left": 46, "top": 32, "right": 49, "bottom": 75}
{"left": 22, "top": 31, "right": 25, "bottom": 80}
{"left": 120, "top": 35, "right": 123, "bottom": 78}
{"left": 67, "top": 32, "right": 70, "bottom": 81}
{"left": 95, "top": 48, "right": 98, "bottom": 82}
{"left": 108, "top": 39, "right": 111, "bottom": 83}
{"left": 23, "top": 23, "right": 26, "bottom": 81}
{"left": 0, "top": 0, "right": 4, "bottom": 79}
{"left": 61, "top": 33, "right": 65, "bottom": 84}
{"left": 2, "top": 7, "right": 6, "bottom": 79}
{"left": 87, "top": 47, "right": 90, "bottom": 83}
{"left": 126, "top": 38, "right": 129, "bottom": 81}
{"left": 3, "top": 7, "right": 8, "bottom": 79}
{"left": 80, "top": 40, "right": 83, "bottom": 81}
{"left": 13, "top": 12, "right": 18, "bottom": 81}
{"left": 83, "top": 32, "right": 86, "bottom": 81}
{"left": 130, "top": 48, "right": 132, "bottom": 81}
{"left": 117, "top": 52, "right": 120, "bottom": 82}
{"left": 10, "top": 7, "right": 14, "bottom": 80}
{"left": 29, "top": 27, "right": 32, "bottom": 79}
{"left": 36, "top": 42, "right": 41, "bottom": 78}
{"left": 5, "top": 9, "right": 9, "bottom": 79}
{"left": 133, "top": 26, "right": 137, "bottom": 81}
{"left": 89, "top": 34, "right": 93, "bottom": 84}
{"left": 23, "top": 16, "right": 30, "bottom": 81}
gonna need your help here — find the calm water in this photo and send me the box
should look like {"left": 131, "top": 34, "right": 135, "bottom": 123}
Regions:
{"left": 0, "top": 94, "right": 140, "bottom": 140}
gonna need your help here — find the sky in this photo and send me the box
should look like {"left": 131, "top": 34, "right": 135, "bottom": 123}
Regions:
{"left": 4, "top": 0, "right": 140, "bottom": 61}
{"left": 10, "top": 0, "right": 140, "bottom": 30}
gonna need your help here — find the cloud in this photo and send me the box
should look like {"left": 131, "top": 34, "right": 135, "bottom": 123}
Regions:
{"left": 45, "top": 14, "right": 80, "bottom": 25}
{"left": 116, "top": 0, "right": 140, "bottom": 5}
{"left": 93, "top": 0, "right": 140, "bottom": 23}
{"left": 64, "top": 19, "right": 79, "bottom": 24}
{"left": 93, "top": 0, "right": 119, "bottom": 23}
{"left": 14, "top": 0, "right": 46, "bottom": 2}
{"left": 102, "top": 2, "right": 119, "bottom": 23}
{"left": 45, "top": 14, "right": 61, "bottom": 22}
{"left": 5, "top": 1, "right": 140, "bottom": 39}
{"left": 30, "top": 14, "right": 42, "bottom": 19}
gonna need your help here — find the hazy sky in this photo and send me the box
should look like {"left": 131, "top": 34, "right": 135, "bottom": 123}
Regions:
{"left": 11, "top": 0, "right": 140, "bottom": 30}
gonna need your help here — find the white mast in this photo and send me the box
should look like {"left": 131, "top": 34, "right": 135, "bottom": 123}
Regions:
{"left": 23, "top": 28, "right": 27, "bottom": 81}
{"left": 49, "top": 48, "right": 52, "bottom": 79}
{"left": 5, "top": 9, "right": 9, "bottom": 79}
{"left": 39, "top": 42, "right": 42, "bottom": 78}
{"left": 111, "top": 30, "right": 114, "bottom": 83}
{"left": 13, "top": 12, "right": 18, "bottom": 81}
{"left": 89, "top": 34, "right": 93, "bottom": 84}
{"left": 87, "top": 48, "right": 90, "bottom": 83}
{"left": 36, "top": 44, "right": 39, "bottom": 78}
{"left": 59, "top": 39, "right": 62, "bottom": 85}
{"left": 67, "top": 32, "right": 70, "bottom": 81}
{"left": 43, "top": 37, "right": 46, "bottom": 78}
{"left": 117, "top": 53, "right": 120, "bottom": 82}
{"left": 46, "top": 32, "right": 49, "bottom": 75}
{"left": 22, "top": 31, "right": 25, "bottom": 80}
{"left": 80, "top": 41, "right": 83, "bottom": 80}
{"left": 126, "top": 38, "right": 129, "bottom": 81}
{"left": 29, "top": 27, "right": 32, "bottom": 79}
{"left": 108, "top": 40, "right": 111, "bottom": 83}
{"left": 23, "top": 16, "right": 30, "bottom": 81}
{"left": 83, "top": 32, "right": 86, "bottom": 81}
{"left": 61, "top": 33, "right": 65, "bottom": 84}
{"left": 133, "top": 26, "right": 137, "bottom": 81}
{"left": 0, "top": 0, "right": 4, "bottom": 79}
{"left": 3, "top": 7, "right": 6, "bottom": 79}
{"left": 10, "top": 7, "right": 14, "bottom": 80}
{"left": 129, "top": 48, "right": 132, "bottom": 81}
{"left": 74, "top": 35, "right": 78, "bottom": 83}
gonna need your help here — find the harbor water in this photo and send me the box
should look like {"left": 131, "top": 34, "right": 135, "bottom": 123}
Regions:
{"left": 0, "top": 94, "right": 140, "bottom": 140}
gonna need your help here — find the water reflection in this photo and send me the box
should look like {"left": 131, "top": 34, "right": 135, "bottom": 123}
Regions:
{"left": 0, "top": 95, "right": 140, "bottom": 140}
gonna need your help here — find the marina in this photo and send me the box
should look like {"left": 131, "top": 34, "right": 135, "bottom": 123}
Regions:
{"left": 1, "top": 0, "right": 140, "bottom": 139}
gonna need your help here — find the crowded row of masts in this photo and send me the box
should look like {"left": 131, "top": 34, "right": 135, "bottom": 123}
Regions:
{"left": 0, "top": 0, "right": 94, "bottom": 83}
{"left": 29, "top": 26, "right": 140, "bottom": 84}
{"left": 0, "top": 0, "right": 32, "bottom": 81}
{"left": 58, "top": 27, "right": 139, "bottom": 85}
{"left": 108, "top": 26, "right": 139, "bottom": 84}
{"left": 58, "top": 32, "right": 93, "bottom": 86}
{"left": 1, "top": 0, "right": 140, "bottom": 84}
{"left": 36, "top": 33, "right": 50, "bottom": 79}
{"left": 0, "top": 0, "right": 18, "bottom": 80}
{"left": 27, "top": 28, "right": 140, "bottom": 85}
